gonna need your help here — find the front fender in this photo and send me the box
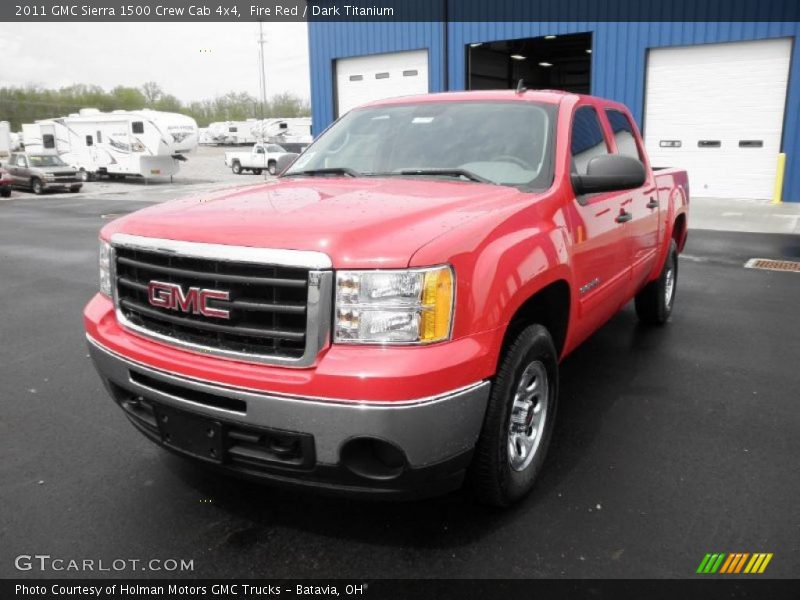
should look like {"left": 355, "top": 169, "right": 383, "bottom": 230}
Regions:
{"left": 409, "top": 201, "right": 573, "bottom": 343}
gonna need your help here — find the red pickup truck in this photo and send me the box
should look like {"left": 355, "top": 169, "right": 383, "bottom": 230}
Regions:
{"left": 84, "top": 90, "right": 688, "bottom": 506}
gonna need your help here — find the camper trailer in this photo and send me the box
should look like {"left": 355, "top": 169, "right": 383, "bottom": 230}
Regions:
{"left": 205, "top": 119, "right": 261, "bottom": 145}
{"left": 22, "top": 108, "right": 199, "bottom": 180}
{"left": 0, "top": 121, "right": 11, "bottom": 162}
{"left": 258, "top": 117, "right": 313, "bottom": 154}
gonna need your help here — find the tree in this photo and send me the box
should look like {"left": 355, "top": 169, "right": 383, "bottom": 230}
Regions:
{"left": 141, "top": 81, "right": 163, "bottom": 105}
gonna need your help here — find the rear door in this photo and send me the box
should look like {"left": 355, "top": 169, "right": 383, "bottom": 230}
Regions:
{"left": 568, "top": 105, "right": 631, "bottom": 334}
{"left": 603, "top": 107, "right": 660, "bottom": 292}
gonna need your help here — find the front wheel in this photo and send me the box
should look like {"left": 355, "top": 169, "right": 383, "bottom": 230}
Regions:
{"left": 468, "top": 324, "right": 558, "bottom": 507}
{"left": 268, "top": 161, "right": 277, "bottom": 176}
{"left": 231, "top": 161, "right": 243, "bottom": 175}
{"left": 31, "top": 178, "right": 44, "bottom": 195}
{"left": 635, "top": 240, "right": 678, "bottom": 326}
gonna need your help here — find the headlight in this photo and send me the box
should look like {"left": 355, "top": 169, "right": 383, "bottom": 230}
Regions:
{"left": 99, "top": 239, "right": 112, "bottom": 297}
{"left": 335, "top": 266, "right": 454, "bottom": 344}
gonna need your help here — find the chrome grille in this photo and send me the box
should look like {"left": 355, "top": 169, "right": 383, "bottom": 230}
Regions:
{"left": 111, "top": 235, "right": 332, "bottom": 366}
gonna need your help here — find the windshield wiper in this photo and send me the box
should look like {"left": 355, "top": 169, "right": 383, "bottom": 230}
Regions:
{"left": 396, "top": 168, "right": 496, "bottom": 184}
{"left": 282, "top": 167, "right": 361, "bottom": 178}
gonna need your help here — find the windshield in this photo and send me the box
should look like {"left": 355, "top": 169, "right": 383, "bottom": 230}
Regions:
{"left": 29, "top": 155, "right": 67, "bottom": 167}
{"left": 285, "top": 101, "right": 556, "bottom": 188}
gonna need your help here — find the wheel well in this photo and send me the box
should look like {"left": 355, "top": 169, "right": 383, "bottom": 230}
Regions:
{"left": 501, "top": 280, "right": 571, "bottom": 359}
{"left": 672, "top": 214, "right": 687, "bottom": 251}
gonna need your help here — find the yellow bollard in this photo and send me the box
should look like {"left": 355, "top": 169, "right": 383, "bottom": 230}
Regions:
{"left": 771, "top": 153, "right": 786, "bottom": 204}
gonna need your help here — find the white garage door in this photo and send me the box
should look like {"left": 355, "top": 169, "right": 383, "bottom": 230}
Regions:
{"left": 335, "top": 50, "right": 429, "bottom": 117}
{"left": 644, "top": 38, "right": 791, "bottom": 199}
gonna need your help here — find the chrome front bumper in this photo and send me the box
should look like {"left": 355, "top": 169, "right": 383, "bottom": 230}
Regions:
{"left": 88, "top": 337, "right": 491, "bottom": 494}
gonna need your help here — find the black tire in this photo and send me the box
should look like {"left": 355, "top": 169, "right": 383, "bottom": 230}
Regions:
{"left": 268, "top": 161, "right": 277, "bottom": 176}
{"left": 70, "top": 185, "right": 82, "bottom": 193}
{"left": 78, "top": 169, "right": 90, "bottom": 182}
{"left": 635, "top": 239, "right": 678, "bottom": 326}
{"left": 0, "top": 188, "right": 10, "bottom": 198}
{"left": 468, "top": 324, "right": 559, "bottom": 507}
{"left": 231, "top": 161, "right": 243, "bottom": 175}
{"left": 31, "top": 178, "right": 44, "bottom": 195}
{"left": 253, "top": 169, "right": 262, "bottom": 175}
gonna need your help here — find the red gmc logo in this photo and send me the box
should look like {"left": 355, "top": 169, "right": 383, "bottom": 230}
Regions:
{"left": 147, "top": 281, "right": 231, "bottom": 320}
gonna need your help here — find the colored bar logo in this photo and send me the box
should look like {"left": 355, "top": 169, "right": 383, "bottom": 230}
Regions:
{"left": 696, "top": 553, "right": 773, "bottom": 574}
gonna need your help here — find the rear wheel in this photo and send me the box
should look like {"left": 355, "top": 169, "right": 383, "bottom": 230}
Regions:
{"left": 78, "top": 169, "right": 90, "bottom": 182}
{"left": 31, "top": 178, "right": 44, "bottom": 195}
{"left": 70, "top": 185, "right": 82, "bottom": 193}
{"left": 268, "top": 161, "right": 277, "bottom": 176}
{"left": 635, "top": 240, "right": 678, "bottom": 325}
{"left": 231, "top": 161, "right": 242, "bottom": 175}
{"left": 0, "top": 188, "right": 10, "bottom": 198}
{"left": 468, "top": 324, "right": 558, "bottom": 507}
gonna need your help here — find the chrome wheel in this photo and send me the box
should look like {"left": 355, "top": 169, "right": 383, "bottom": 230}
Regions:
{"left": 664, "top": 261, "right": 675, "bottom": 308}
{"left": 508, "top": 360, "right": 549, "bottom": 472}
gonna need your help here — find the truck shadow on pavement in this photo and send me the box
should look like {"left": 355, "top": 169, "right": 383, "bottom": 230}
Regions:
{"left": 163, "top": 305, "right": 668, "bottom": 552}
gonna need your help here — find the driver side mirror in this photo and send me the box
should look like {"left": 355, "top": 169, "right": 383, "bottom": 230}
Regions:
{"left": 571, "top": 155, "right": 646, "bottom": 195}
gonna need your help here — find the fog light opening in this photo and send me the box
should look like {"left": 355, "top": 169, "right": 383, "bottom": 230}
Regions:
{"left": 340, "top": 437, "right": 407, "bottom": 481}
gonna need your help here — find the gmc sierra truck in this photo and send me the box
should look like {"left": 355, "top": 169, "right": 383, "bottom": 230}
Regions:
{"left": 84, "top": 90, "right": 688, "bottom": 506}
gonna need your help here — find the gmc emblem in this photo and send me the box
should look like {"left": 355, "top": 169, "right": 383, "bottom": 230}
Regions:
{"left": 147, "top": 281, "right": 231, "bottom": 320}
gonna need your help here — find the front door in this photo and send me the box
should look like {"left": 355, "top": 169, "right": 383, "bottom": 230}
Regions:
{"left": 567, "top": 106, "right": 632, "bottom": 341}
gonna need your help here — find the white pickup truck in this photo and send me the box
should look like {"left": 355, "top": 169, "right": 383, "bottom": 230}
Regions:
{"left": 224, "top": 143, "right": 293, "bottom": 176}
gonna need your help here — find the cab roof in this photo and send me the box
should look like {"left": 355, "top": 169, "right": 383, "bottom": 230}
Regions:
{"left": 363, "top": 89, "right": 577, "bottom": 109}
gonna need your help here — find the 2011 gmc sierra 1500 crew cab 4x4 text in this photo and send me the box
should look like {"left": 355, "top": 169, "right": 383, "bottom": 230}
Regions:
{"left": 84, "top": 90, "right": 688, "bottom": 506}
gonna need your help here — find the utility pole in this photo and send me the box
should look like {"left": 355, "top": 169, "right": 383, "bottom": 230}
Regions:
{"left": 257, "top": 22, "right": 268, "bottom": 120}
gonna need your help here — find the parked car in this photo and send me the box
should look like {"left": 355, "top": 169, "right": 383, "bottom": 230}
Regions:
{"left": 224, "top": 142, "right": 296, "bottom": 175}
{"left": 5, "top": 152, "right": 82, "bottom": 194}
{"left": 84, "top": 90, "right": 688, "bottom": 506}
{"left": 0, "top": 167, "right": 11, "bottom": 197}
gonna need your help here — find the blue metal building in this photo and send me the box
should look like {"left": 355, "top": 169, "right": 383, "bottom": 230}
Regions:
{"left": 308, "top": 16, "right": 800, "bottom": 201}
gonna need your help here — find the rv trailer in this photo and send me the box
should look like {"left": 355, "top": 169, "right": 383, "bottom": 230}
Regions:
{"left": 22, "top": 108, "right": 199, "bottom": 180}
{"left": 205, "top": 119, "right": 261, "bottom": 145}
{"left": 257, "top": 117, "right": 313, "bottom": 154}
{"left": 0, "top": 121, "right": 11, "bottom": 162}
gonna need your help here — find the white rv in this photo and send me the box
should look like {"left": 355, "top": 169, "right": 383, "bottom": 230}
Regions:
{"left": 22, "top": 108, "right": 199, "bottom": 180}
{"left": 0, "top": 121, "right": 11, "bottom": 162}
{"left": 257, "top": 117, "right": 313, "bottom": 154}
{"left": 205, "top": 119, "right": 261, "bottom": 145}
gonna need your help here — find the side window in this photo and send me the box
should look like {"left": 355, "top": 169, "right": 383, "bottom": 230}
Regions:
{"left": 85, "top": 135, "right": 93, "bottom": 146}
{"left": 229, "top": 126, "right": 238, "bottom": 133}
{"left": 17, "top": 155, "right": 27, "bottom": 167}
{"left": 570, "top": 107, "right": 608, "bottom": 176}
{"left": 605, "top": 109, "right": 643, "bottom": 161}
{"left": 42, "top": 134, "right": 55, "bottom": 149}
{"left": 131, "top": 121, "right": 144, "bottom": 134}
{"left": 255, "top": 146, "right": 265, "bottom": 154}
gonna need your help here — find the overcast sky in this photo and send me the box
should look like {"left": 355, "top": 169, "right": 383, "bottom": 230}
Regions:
{"left": 0, "top": 22, "right": 310, "bottom": 102}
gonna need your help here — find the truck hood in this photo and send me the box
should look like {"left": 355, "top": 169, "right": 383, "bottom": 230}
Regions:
{"left": 105, "top": 177, "right": 526, "bottom": 268}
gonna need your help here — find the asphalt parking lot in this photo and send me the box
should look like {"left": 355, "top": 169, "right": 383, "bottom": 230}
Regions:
{"left": 1, "top": 188, "right": 799, "bottom": 579}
